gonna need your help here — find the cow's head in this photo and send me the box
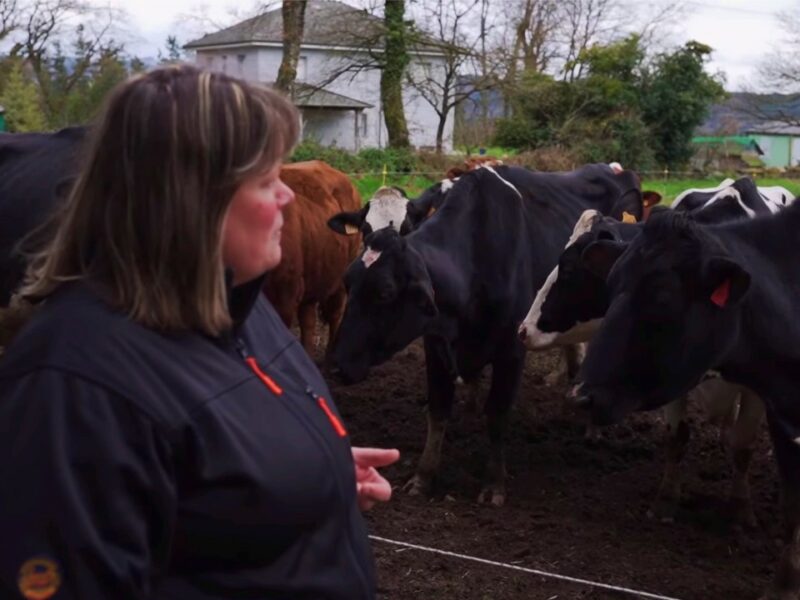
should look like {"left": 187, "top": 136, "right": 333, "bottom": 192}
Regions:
{"left": 574, "top": 210, "right": 751, "bottom": 425}
{"left": 327, "top": 186, "right": 412, "bottom": 237}
{"left": 332, "top": 228, "right": 438, "bottom": 383}
{"left": 519, "top": 210, "right": 628, "bottom": 350}
{"left": 327, "top": 180, "right": 454, "bottom": 239}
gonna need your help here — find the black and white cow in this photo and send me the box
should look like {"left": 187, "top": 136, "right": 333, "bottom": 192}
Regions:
{"left": 574, "top": 204, "right": 800, "bottom": 600}
{"left": 0, "top": 127, "right": 88, "bottom": 306}
{"left": 331, "top": 163, "right": 644, "bottom": 506}
{"left": 327, "top": 184, "right": 441, "bottom": 237}
{"left": 520, "top": 177, "right": 796, "bottom": 349}
{"left": 516, "top": 178, "right": 794, "bottom": 523}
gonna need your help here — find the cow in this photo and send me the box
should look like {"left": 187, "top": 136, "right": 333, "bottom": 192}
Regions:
{"left": 0, "top": 127, "right": 89, "bottom": 307}
{"left": 516, "top": 178, "right": 793, "bottom": 524}
{"left": 326, "top": 156, "right": 506, "bottom": 238}
{"left": 573, "top": 204, "right": 800, "bottom": 600}
{"left": 331, "top": 162, "right": 644, "bottom": 506}
{"left": 520, "top": 177, "right": 796, "bottom": 351}
{"left": 265, "top": 160, "right": 362, "bottom": 358}
{"left": 0, "top": 128, "right": 358, "bottom": 361}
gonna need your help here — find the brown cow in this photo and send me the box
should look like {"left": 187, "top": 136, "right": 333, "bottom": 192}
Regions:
{"left": 264, "top": 160, "right": 361, "bottom": 359}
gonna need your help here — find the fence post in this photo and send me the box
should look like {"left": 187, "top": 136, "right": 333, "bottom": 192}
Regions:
{"left": 382, "top": 163, "right": 388, "bottom": 187}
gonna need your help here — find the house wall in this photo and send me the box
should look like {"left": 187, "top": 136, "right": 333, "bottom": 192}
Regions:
{"left": 301, "top": 108, "right": 360, "bottom": 150}
{"left": 191, "top": 45, "right": 454, "bottom": 152}
{"left": 196, "top": 48, "right": 261, "bottom": 81}
{"left": 751, "top": 134, "right": 791, "bottom": 167}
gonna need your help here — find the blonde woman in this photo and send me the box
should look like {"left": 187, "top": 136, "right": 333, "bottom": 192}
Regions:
{"left": 0, "top": 64, "right": 397, "bottom": 599}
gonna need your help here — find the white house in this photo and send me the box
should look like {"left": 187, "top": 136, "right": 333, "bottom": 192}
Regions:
{"left": 184, "top": 0, "right": 454, "bottom": 152}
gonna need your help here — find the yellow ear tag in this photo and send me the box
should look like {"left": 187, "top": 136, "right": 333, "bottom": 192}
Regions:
{"left": 622, "top": 211, "right": 637, "bottom": 224}
{"left": 426, "top": 206, "right": 437, "bottom": 218}
{"left": 344, "top": 224, "right": 359, "bottom": 235}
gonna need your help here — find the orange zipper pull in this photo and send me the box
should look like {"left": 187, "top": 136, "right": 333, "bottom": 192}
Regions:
{"left": 307, "top": 387, "right": 348, "bottom": 437}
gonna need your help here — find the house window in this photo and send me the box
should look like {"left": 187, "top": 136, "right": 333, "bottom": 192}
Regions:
{"left": 361, "top": 113, "right": 368, "bottom": 136}
{"left": 204, "top": 54, "right": 213, "bottom": 68}
{"left": 237, "top": 54, "right": 246, "bottom": 76}
{"left": 297, "top": 56, "right": 307, "bottom": 82}
{"left": 221, "top": 55, "right": 228, "bottom": 73}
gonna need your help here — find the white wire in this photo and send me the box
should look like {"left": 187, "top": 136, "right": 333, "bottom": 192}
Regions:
{"left": 369, "top": 534, "right": 683, "bottom": 600}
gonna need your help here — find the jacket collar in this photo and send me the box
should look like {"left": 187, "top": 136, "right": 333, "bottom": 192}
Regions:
{"left": 225, "top": 268, "right": 269, "bottom": 331}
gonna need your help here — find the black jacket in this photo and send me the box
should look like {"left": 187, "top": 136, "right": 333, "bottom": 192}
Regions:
{"left": 0, "top": 277, "right": 376, "bottom": 599}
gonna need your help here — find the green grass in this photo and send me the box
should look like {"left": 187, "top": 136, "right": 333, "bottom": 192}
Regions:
{"left": 642, "top": 178, "right": 800, "bottom": 205}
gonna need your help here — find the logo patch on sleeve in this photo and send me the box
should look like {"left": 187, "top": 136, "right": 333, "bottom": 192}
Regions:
{"left": 18, "top": 557, "right": 61, "bottom": 600}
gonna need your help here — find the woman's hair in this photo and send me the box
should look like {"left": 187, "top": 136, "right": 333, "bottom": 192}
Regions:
{"left": 20, "top": 63, "right": 300, "bottom": 336}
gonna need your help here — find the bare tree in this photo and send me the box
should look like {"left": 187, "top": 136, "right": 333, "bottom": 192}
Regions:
{"left": 275, "top": 0, "right": 307, "bottom": 96}
{"left": 759, "top": 8, "right": 800, "bottom": 93}
{"left": 0, "top": 0, "right": 18, "bottom": 41}
{"left": 8, "top": 0, "right": 126, "bottom": 124}
{"left": 406, "top": 0, "right": 500, "bottom": 153}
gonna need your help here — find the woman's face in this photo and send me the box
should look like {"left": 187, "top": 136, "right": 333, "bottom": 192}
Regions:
{"left": 222, "top": 162, "right": 295, "bottom": 285}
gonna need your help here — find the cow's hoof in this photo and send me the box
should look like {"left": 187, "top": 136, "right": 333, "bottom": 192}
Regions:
{"left": 477, "top": 484, "right": 506, "bottom": 507}
{"left": 402, "top": 474, "right": 430, "bottom": 497}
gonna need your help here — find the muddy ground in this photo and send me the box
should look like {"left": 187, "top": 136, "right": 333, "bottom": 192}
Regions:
{"left": 312, "top": 335, "right": 784, "bottom": 600}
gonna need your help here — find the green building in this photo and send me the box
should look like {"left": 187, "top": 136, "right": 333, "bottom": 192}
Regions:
{"left": 744, "top": 121, "right": 800, "bottom": 168}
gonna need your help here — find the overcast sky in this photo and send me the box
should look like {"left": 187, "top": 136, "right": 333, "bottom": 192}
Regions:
{"left": 108, "top": 0, "right": 797, "bottom": 92}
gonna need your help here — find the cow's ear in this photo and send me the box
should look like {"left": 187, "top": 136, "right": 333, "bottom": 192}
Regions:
{"left": 609, "top": 184, "right": 644, "bottom": 223}
{"left": 409, "top": 281, "right": 437, "bottom": 317}
{"left": 642, "top": 191, "right": 662, "bottom": 208}
{"left": 328, "top": 204, "right": 369, "bottom": 236}
{"left": 581, "top": 240, "right": 628, "bottom": 279}
{"left": 703, "top": 257, "right": 750, "bottom": 308}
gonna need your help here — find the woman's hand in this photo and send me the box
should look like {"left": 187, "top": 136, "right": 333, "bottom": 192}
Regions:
{"left": 352, "top": 447, "right": 400, "bottom": 511}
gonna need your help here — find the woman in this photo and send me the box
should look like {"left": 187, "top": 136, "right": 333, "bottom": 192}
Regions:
{"left": 0, "top": 64, "right": 397, "bottom": 599}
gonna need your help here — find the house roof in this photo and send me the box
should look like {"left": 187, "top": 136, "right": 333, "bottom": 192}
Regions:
{"left": 744, "top": 120, "right": 800, "bottom": 136}
{"left": 184, "top": 0, "right": 443, "bottom": 53}
{"left": 293, "top": 83, "right": 372, "bottom": 109}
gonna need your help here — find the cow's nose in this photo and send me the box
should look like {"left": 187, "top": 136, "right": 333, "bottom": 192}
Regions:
{"left": 517, "top": 324, "right": 528, "bottom": 343}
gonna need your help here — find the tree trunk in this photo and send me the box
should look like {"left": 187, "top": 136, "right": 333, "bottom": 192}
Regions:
{"left": 381, "top": 0, "right": 411, "bottom": 148}
{"left": 275, "top": 0, "right": 307, "bottom": 97}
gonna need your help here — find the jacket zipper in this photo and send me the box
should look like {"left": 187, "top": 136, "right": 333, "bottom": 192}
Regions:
{"left": 237, "top": 337, "right": 347, "bottom": 437}
{"left": 235, "top": 334, "right": 368, "bottom": 598}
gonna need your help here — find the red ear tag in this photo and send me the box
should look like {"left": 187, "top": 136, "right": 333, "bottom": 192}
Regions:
{"left": 711, "top": 278, "right": 731, "bottom": 307}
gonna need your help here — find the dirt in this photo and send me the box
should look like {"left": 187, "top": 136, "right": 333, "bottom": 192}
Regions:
{"left": 310, "top": 335, "right": 783, "bottom": 600}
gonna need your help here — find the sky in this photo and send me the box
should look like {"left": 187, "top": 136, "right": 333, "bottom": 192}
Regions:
{"left": 103, "top": 0, "right": 798, "bottom": 92}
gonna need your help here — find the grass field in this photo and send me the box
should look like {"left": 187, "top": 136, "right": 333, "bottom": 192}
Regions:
{"left": 349, "top": 172, "right": 800, "bottom": 207}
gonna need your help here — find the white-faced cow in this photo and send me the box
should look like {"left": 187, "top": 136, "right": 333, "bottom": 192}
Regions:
{"left": 331, "top": 162, "right": 644, "bottom": 506}
{"left": 327, "top": 157, "right": 506, "bottom": 239}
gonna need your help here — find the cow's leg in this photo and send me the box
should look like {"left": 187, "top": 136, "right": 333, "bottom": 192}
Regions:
{"left": 649, "top": 395, "right": 690, "bottom": 522}
{"left": 564, "top": 343, "right": 586, "bottom": 381}
{"left": 759, "top": 410, "right": 800, "bottom": 600}
{"left": 478, "top": 350, "right": 524, "bottom": 507}
{"left": 297, "top": 301, "right": 318, "bottom": 356}
{"left": 321, "top": 288, "right": 347, "bottom": 362}
{"left": 403, "top": 336, "right": 455, "bottom": 497}
{"left": 728, "top": 390, "right": 765, "bottom": 529}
